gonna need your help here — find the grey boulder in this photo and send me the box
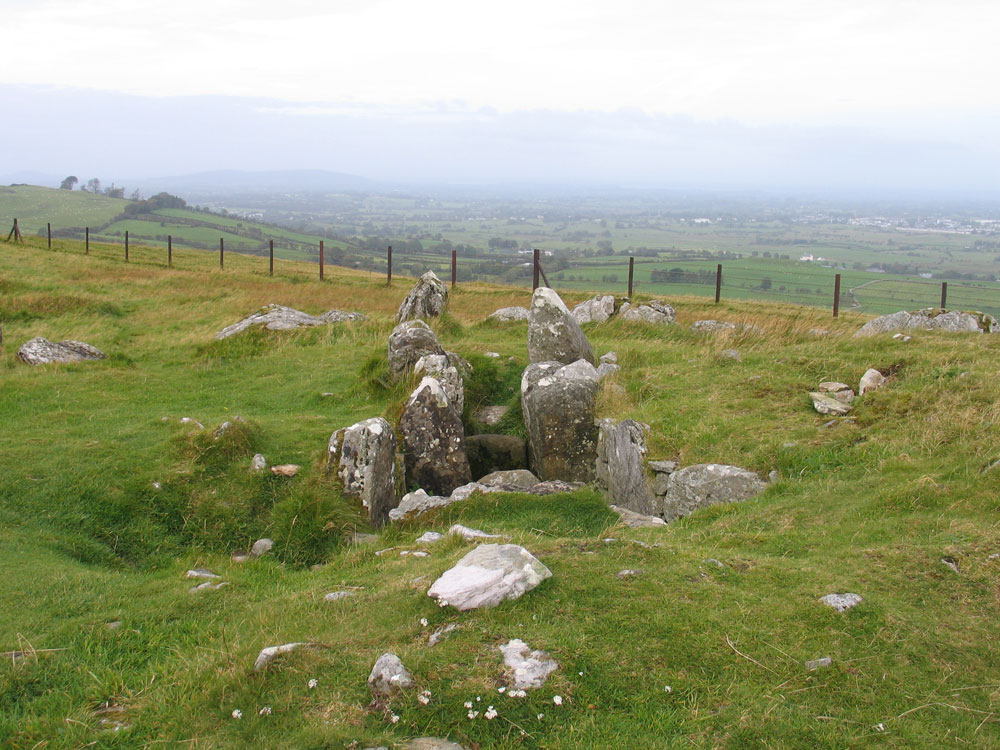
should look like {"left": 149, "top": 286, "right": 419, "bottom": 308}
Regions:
{"left": 571, "top": 295, "right": 616, "bottom": 325}
{"left": 388, "top": 320, "right": 447, "bottom": 378}
{"left": 810, "top": 392, "right": 853, "bottom": 415}
{"left": 489, "top": 306, "right": 530, "bottom": 322}
{"left": 596, "top": 419, "right": 657, "bottom": 516}
{"left": 427, "top": 544, "right": 551, "bottom": 611}
{"left": 818, "top": 381, "right": 855, "bottom": 404}
{"left": 854, "top": 308, "right": 997, "bottom": 337}
{"left": 17, "top": 337, "right": 105, "bottom": 365}
{"left": 527, "top": 287, "right": 595, "bottom": 365}
{"left": 478, "top": 469, "right": 540, "bottom": 491}
{"left": 658, "top": 463, "right": 767, "bottom": 522}
{"left": 368, "top": 652, "right": 415, "bottom": 696}
{"left": 215, "top": 304, "right": 363, "bottom": 339}
{"left": 400, "top": 378, "right": 471, "bottom": 496}
{"left": 396, "top": 271, "right": 448, "bottom": 323}
{"left": 521, "top": 359, "right": 600, "bottom": 482}
{"left": 609, "top": 504, "right": 667, "bottom": 528}
{"left": 327, "top": 417, "right": 400, "bottom": 526}
{"left": 620, "top": 300, "right": 676, "bottom": 325}
{"left": 858, "top": 368, "right": 886, "bottom": 396}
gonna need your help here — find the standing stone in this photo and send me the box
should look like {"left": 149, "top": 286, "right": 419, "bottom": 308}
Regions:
{"left": 521, "top": 360, "right": 600, "bottom": 482}
{"left": 17, "top": 338, "right": 105, "bottom": 365}
{"left": 399, "top": 377, "right": 471, "bottom": 496}
{"left": 415, "top": 354, "right": 464, "bottom": 414}
{"left": 396, "top": 271, "right": 448, "bottom": 323}
{"left": 658, "top": 464, "right": 767, "bottom": 521}
{"left": 388, "top": 320, "right": 446, "bottom": 378}
{"left": 596, "top": 419, "right": 657, "bottom": 516}
{"left": 327, "top": 417, "right": 400, "bottom": 525}
{"left": 571, "top": 295, "right": 616, "bottom": 325}
{"left": 859, "top": 368, "right": 886, "bottom": 396}
{"left": 527, "top": 287, "right": 595, "bottom": 365}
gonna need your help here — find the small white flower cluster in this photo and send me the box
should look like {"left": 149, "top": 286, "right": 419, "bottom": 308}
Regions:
{"left": 258, "top": 706, "right": 272, "bottom": 716}
{"left": 437, "top": 598, "right": 450, "bottom": 608}
{"left": 231, "top": 709, "right": 242, "bottom": 719}
{"left": 419, "top": 618, "right": 429, "bottom": 627}
{"left": 553, "top": 695, "right": 563, "bottom": 706}
{"left": 484, "top": 706, "right": 498, "bottom": 720}
{"left": 389, "top": 713, "right": 400, "bottom": 724}
{"left": 664, "top": 685, "right": 672, "bottom": 693}
{"left": 507, "top": 688, "right": 527, "bottom": 698}
{"left": 308, "top": 678, "right": 318, "bottom": 689}
{"left": 467, "top": 709, "right": 480, "bottom": 720}
{"left": 418, "top": 690, "right": 432, "bottom": 705}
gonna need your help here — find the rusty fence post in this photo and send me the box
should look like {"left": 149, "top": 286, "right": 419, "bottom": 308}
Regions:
{"left": 219, "top": 238, "right": 224, "bottom": 269}
{"left": 532, "top": 248, "right": 540, "bottom": 290}
{"left": 628, "top": 256, "right": 634, "bottom": 297}
{"left": 85, "top": 227, "right": 89, "bottom": 254}
{"left": 940, "top": 282, "right": 948, "bottom": 309}
{"left": 125, "top": 231, "right": 129, "bottom": 261}
{"left": 715, "top": 264, "right": 723, "bottom": 303}
{"left": 168, "top": 235, "right": 172, "bottom": 267}
{"left": 833, "top": 273, "right": 841, "bottom": 318}
{"left": 319, "top": 240, "right": 324, "bottom": 280}
{"left": 47, "top": 222, "right": 52, "bottom": 249}
{"left": 387, "top": 245, "right": 392, "bottom": 285}
{"left": 451, "top": 249, "right": 457, "bottom": 288}
{"left": 269, "top": 239, "right": 274, "bottom": 276}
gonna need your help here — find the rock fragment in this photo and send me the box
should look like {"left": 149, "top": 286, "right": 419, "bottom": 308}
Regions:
{"left": 499, "top": 639, "right": 559, "bottom": 689}
{"left": 17, "top": 337, "right": 105, "bottom": 365}
{"left": 819, "top": 593, "right": 862, "bottom": 611}
{"left": 427, "top": 544, "right": 551, "bottom": 611}
{"left": 527, "top": 287, "right": 595, "bottom": 365}
{"left": 368, "top": 652, "right": 415, "bottom": 696}
{"left": 396, "top": 271, "right": 448, "bottom": 323}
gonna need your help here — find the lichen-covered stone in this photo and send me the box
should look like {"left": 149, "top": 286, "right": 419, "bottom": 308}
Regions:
{"left": 489, "top": 306, "right": 530, "bottom": 322}
{"left": 215, "top": 304, "right": 362, "bottom": 339}
{"left": 858, "top": 368, "right": 886, "bottom": 396}
{"left": 17, "top": 337, "right": 105, "bottom": 365}
{"left": 527, "top": 287, "right": 595, "bottom": 365}
{"left": 396, "top": 271, "right": 448, "bottom": 323}
{"left": 596, "top": 419, "right": 657, "bottom": 516}
{"left": 521, "top": 359, "right": 600, "bottom": 482}
{"left": 571, "top": 295, "right": 616, "bottom": 325}
{"left": 810, "top": 392, "right": 853, "bottom": 415}
{"left": 388, "top": 320, "right": 446, "bottom": 378}
{"left": 658, "top": 463, "right": 767, "bottom": 521}
{"left": 327, "top": 417, "right": 399, "bottom": 525}
{"left": 415, "top": 354, "right": 464, "bottom": 414}
{"left": 427, "top": 544, "right": 551, "bottom": 611}
{"left": 620, "top": 300, "right": 675, "bottom": 325}
{"left": 399, "top": 377, "right": 471, "bottom": 496}
{"left": 854, "top": 308, "right": 997, "bottom": 337}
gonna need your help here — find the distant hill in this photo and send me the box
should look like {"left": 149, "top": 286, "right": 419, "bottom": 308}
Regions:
{"left": 0, "top": 184, "right": 127, "bottom": 232}
{"left": 130, "top": 169, "right": 374, "bottom": 198}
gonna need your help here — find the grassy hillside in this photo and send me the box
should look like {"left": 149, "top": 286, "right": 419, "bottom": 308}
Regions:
{"left": 0, "top": 185, "right": 127, "bottom": 232}
{"left": 2, "top": 236, "right": 1000, "bottom": 748}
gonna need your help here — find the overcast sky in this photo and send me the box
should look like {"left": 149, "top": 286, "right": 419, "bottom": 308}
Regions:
{"left": 3, "top": 0, "right": 998, "bottom": 193}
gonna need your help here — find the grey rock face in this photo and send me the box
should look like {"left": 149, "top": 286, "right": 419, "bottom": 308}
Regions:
{"left": 691, "top": 319, "right": 736, "bottom": 333}
{"left": 327, "top": 417, "right": 400, "bottom": 526}
{"left": 400, "top": 378, "right": 471, "bottom": 496}
{"left": 324, "top": 590, "right": 355, "bottom": 602}
{"left": 596, "top": 362, "right": 620, "bottom": 380}
{"left": 658, "top": 464, "right": 767, "bottom": 522}
{"left": 388, "top": 320, "right": 447, "bottom": 378}
{"left": 368, "top": 652, "right": 415, "bottom": 696}
{"left": 474, "top": 405, "right": 509, "bottom": 426}
{"left": 527, "top": 287, "right": 595, "bottom": 365}
{"left": 806, "top": 657, "right": 833, "bottom": 670}
{"left": 819, "top": 593, "right": 862, "bottom": 611}
{"left": 858, "top": 368, "right": 886, "bottom": 396}
{"left": 396, "top": 271, "right": 448, "bottom": 323}
{"left": 499, "top": 639, "right": 558, "bottom": 689}
{"left": 489, "top": 306, "right": 530, "bottom": 322}
{"left": 571, "top": 295, "right": 616, "bottom": 325}
{"left": 720, "top": 348, "right": 741, "bottom": 362}
{"left": 415, "top": 354, "right": 464, "bottom": 414}
{"left": 818, "top": 381, "right": 855, "bottom": 404}
{"left": 253, "top": 642, "right": 313, "bottom": 671}
{"left": 416, "top": 531, "right": 444, "bottom": 544}
{"left": 478, "top": 469, "right": 540, "bottom": 490}
{"left": 215, "top": 304, "right": 362, "bottom": 340}
{"left": 600, "top": 351, "right": 618, "bottom": 364}
{"left": 620, "top": 300, "right": 675, "bottom": 325}
{"left": 810, "top": 392, "right": 853, "bottom": 415}
{"left": 855, "top": 308, "right": 997, "bottom": 337}
{"left": 449, "top": 524, "right": 504, "bottom": 541}
{"left": 529, "top": 480, "right": 585, "bottom": 495}
{"left": 403, "top": 740, "right": 466, "bottom": 750}
{"left": 596, "top": 419, "right": 657, "bottom": 516}
{"left": 250, "top": 453, "right": 267, "bottom": 472}
{"left": 17, "top": 337, "right": 105, "bottom": 365}
{"left": 465, "top": 434, "right": 527, "bottom": 477}
{"left": 427, "top": 544, "right": 552, "bottom": 611}
{"left": 390, "top": 489, "right": 451, "bottom": 520}
{"left": 522, "top": 360, "right": 600, "bottom": 482}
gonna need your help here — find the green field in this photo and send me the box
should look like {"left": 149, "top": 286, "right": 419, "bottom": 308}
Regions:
{"left": 0, "top": 185, "right": 127, "bottom": 232}
{"left": 2, "top": 233, "right": 1000, "bottom": 748}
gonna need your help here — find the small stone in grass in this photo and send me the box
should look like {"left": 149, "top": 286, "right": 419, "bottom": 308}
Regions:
{"left": 271, "top": 464, "right": 300, "bottom": 477}
{"left": 819, "top": 593, "right": 862, "bottom": 611}
{"left": 617, "top": 569, "right": 644, "bottom": 579}
{"left": 805, "top": 657, "right": 832, "bottom": 670}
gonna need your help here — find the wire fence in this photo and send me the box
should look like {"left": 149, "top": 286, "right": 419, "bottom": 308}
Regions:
{"left": 7, "top": 217, "right": 1000, "bottom": 319}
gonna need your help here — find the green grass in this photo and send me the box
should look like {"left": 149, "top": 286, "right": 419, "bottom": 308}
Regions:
{"left": 0, "top": 185, "right": 127, "bottom": 230}
{"left": 2, "top": 234, "right": 1000, "bottom": 748}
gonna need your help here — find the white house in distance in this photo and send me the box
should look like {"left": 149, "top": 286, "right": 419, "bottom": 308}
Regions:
{"left": 798, "top": 253, "right": 827, "bottom": 262}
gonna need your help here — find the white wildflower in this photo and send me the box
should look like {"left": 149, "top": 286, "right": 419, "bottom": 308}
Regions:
{"left": 553, "top": 695, "right": 563, "bottom": 706}
{"left": 464, "top": 701, "right": 474, "bottom": 709}
{"left": 437, "top": 598, "right": 449, "bottom": 608}
{"left": 231, "top": 709, "right": 243, "bottom": 719}
{"left": 420, "top": 618, "right": 429, "bottom": 627}
{"left": 578, "top": 671, "right": 584, "bottom": 676}
{"left": 258, "top": 706, "right": 272, "bottom": 716}
{"left": 508, "top": 689, "right": 527, "bottom": 698}
{"left": 485, "top": 706, "right": 498, "bottom": 720}
{"left": 497, "top": 686, "right": 507, "bottom": 694}
{"left": 308, "top": 678, "right": 318, "bottom": 689}
{"left": 390, "top": 713, "right": 400, "bottom": 724}
{"left": 875, "top": 723, "right": 886, "bottom": 732}
{"left": 467, "top": 710, "right": 480, "bottom": 720}
{"left": 537, "top": 713, "right": 545, "bottom": 720}
{"left": 418, "top": 690, "right": 432, "bottom": 705}
{"left": 664, "top": 685, "right": 672, "bottom": 693}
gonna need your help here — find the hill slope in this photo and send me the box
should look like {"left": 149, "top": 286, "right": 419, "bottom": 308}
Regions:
{"left": 1, "top": 237, "right": 999, "bottom": 748}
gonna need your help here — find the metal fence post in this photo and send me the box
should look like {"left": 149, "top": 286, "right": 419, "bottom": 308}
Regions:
{"left": 532, "top": 248, "right": 540, "bottom": 290}
{"left": 715, "top": 264, "right": 723, "bottom": 303}
{"left": 125, "top": 231, "right": 129, "bottom": 261}
{"left": 219, "top": 238, "right": 224, "bottom": 269}
{"left": 269, "top": 239, "right": 274, "bottom": 275}
{"left": 168, "top": 235, "right": 172, "bottom": 267}
{"left": 940, "top": 282, "right": 948, "bottom": 309}
{"left": 451, "top": 249, "right": 457, "bottom": 288}
{"left": 387, "top": 245, "right": 392, "bottom": 285}
{"left": 47, "top": 222, "right": 51, "bottom": 249}
{"left": 85, "top": 227, "right": 89, "bottom": 254}
{"left": 319, "top": 240, "right": 325, "bottom": 280}
{"left": 833, "top": 273, "right": 841, "bottom": 317}
{"left": 628, "top": 256, "right": 634, "bottom": 297}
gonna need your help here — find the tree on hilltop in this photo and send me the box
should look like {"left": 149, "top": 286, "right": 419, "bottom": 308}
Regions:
{"left": 59, "top": 176, "right": 78, "bottom": 190}
{"left": 84, "top": 178, "right": 101, "bottom": 194}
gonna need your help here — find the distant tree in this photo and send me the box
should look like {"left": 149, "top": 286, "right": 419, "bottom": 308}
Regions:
{"left": 760, "top": 278, "right": 773, "bottom": 290}
{"left": 129, "top": 189, "right": 141, "bottom": 201}
{"left": 59, "top": 175, "right": 78, "bottom": 190}
{"left": 85, "top": 178, "right": 101, "bottom": 194}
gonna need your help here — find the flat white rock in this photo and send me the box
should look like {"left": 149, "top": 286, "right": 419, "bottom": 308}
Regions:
{"left": 448, "top": 524, "right": 504, "bottom": 541}
{"left": 499, "top": 638, "right": 559, "bottom": 689}
{"left": 820, "top": 593, "right": 863, "bottom": 611}
{"left": 427, "top": 544, "right": 552, "bottom": 611}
